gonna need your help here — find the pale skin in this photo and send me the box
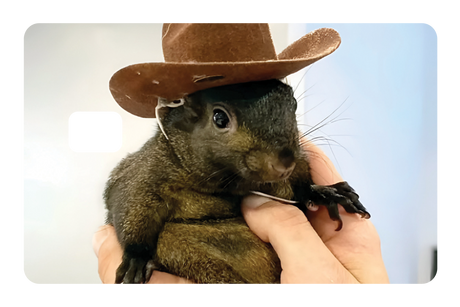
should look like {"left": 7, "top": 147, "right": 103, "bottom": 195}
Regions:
{"left": 93, "top": 141, "right": 389, "bottom": 284}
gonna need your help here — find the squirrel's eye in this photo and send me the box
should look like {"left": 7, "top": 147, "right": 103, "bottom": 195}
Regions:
{"left": 213, "top": 109, "right": 230, "bottom": 129}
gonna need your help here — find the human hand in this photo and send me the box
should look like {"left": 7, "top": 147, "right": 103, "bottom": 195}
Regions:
{"left": 241, "top": 140, "right": 389, "bottom": 283}
{"left": 92, "top": 225, "right": 191, "bottom": 284}
{"left": 93, "top": 141, "right": 388, "bottom": 283}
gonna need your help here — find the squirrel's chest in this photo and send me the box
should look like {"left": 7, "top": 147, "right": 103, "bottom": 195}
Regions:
{"left": 163, "top": 185, "right": 242, "bottom": 220}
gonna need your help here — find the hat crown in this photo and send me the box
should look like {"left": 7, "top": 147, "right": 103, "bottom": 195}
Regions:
{"left": 162, "top": 23, "right": 278, "bottom": 63}
{"left": 110, "top": 24, "right": 341, "bottom": 118}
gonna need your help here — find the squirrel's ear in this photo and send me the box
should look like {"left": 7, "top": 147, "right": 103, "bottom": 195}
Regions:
{"left": 170, "top": 99, "right": 202, "bottom": 133}
{"left": 156, "top": 98, "right": 186, "bottom": 139}
{"left": 182, "top": 96, "right": 202, "bottom": 121}
{"left": 183, "top": 104, "right": 200, "bottom": 120}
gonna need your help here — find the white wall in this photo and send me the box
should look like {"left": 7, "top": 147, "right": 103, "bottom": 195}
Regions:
{"left": 24, "top": 24, "right": 163, "bottom": 283}
{"left": 24, "top": 23, "right": 436, "bottom": 283}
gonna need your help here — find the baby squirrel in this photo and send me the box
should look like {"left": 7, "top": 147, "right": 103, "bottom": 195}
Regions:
{"left": 104, "top": 79, "right": 370, "bottom": 284}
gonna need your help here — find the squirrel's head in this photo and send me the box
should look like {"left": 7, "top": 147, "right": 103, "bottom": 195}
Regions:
{"left": 161, "top": 79, "right": 301, "bottom": 191}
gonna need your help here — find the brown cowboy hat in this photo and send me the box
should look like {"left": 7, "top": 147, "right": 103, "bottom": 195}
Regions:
{"left": 109, "top": 23, "right": 341, "bottom": 118}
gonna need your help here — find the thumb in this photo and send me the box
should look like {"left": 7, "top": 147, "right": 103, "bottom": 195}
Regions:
{"left": 241, "top": 195, "right": 275, "bottom": 242}
{"left": 93, "top": 225, "right": 122, "bottom": 283}
{"left": 241, "top": 194, "right": 313, "bottom": 251}
{"left": 93, "top": 225, "right": 113, "bottom": 257}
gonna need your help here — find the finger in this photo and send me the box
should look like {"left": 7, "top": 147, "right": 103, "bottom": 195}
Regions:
{"left": 306, "top": 201, "right": 319, "bottom": 211}
{"left": 94, "top": 225, "right": 123, "bottom": 283}
{"left": 92, "top": 225, "right": 113, "bottom": 256}
{"left": 309, "top": 205, "right": 342, "bottom": 233}
{"left": 301, "top": 139, "right": 343, "bottom": 186}
{"left": 147, "top": 271, "right": 193, "bottom": 284}
{"left": 242, "top": 194, "right": 273, "bottom": 209}
{"left": 241, "top": 196, "right": 358, "bottom": 283}
{"left": 242, "top": 194, "right": 316, "bottom": 243}
{"left": 241, "top": 195, "right": 304, "bottom": 243}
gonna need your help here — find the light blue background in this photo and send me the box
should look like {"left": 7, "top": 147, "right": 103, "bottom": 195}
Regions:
{"left": 24, "top": 24, "right": 437, "bottom": 283}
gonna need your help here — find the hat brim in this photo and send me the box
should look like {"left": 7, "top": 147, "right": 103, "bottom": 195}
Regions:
{"left": 109, "top": 28, "right": 341, "bottom": 118}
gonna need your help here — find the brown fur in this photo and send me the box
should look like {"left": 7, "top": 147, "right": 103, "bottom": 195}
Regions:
{"left": 104, "top": 79, "right": 369, "bottom": 283}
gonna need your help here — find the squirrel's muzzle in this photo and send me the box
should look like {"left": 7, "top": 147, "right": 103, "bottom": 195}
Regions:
{"left": 268, "top": 159, "right": 296, "bottom": 181}
{"left": 245, "top": 147, "right": 297, "bottom": 182}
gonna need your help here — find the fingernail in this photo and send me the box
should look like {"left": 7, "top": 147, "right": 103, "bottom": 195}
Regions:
{"left": 307, "top": 201, "right": 319, "bottom": 211}
{"left": 242, "top": 195, "right": 272, "bottom": 209}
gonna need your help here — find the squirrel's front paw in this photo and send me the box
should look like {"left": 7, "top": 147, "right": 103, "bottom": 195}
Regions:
{"left": 116, "top": 246, "right": 157, "bottom": 284}
{"left": 310, "top": 181, "right": 370, "bottom": 231}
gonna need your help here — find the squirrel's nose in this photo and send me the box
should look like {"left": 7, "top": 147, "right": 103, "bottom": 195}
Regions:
{"left": 269, "top": 160, "right": 296, "bottom": 180}
{"left": 278, "top": 147, "right": 295, "bottom": 168}
{"left": 267, "top": 148, "right": 296, "bottom": 180}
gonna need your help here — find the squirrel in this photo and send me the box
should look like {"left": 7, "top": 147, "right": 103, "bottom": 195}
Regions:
{"left": 104, "top": 78, "right": 370, "bottom": 284}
